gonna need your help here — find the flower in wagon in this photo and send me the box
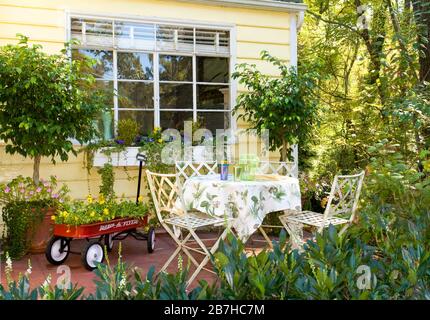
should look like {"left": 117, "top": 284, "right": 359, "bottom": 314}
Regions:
{"left": 103, "top": 208, "right": 109, "bottom": 216}
{"left": 98, "top": 194, "right": 105, "bottom": 205}
{"left": 138, "top": 195, "right": 144, "bottom": 203}
{"left": 90, "top": 211, "right": 96, "bottom": 218}
{"left": 51, "top": 215, "right": 56, "bottom": 221}
{"left": 87, "top": 194, "right": 93, "bottom": 204}
{"left": 4, "top": 186, "right": 10, "bottom": 193}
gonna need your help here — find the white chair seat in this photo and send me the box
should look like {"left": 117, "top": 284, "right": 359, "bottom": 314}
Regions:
{"left": 165, "top": 213, "right": 226, "bottom": 229}
{"left": 281, "top": 211, "right": 349, "bottom": 228}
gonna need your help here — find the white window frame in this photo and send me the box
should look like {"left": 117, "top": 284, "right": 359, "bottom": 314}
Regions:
{"left": 65, "top": 11, "right": 237, "bottom": 135}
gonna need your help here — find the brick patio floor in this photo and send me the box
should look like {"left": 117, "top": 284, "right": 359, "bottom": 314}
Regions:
{"left": 0, "top": 230, "right": 272, "bottom": 295}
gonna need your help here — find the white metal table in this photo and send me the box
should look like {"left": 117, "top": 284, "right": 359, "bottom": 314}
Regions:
{"left": 180, "top": 174, "right": 302, "bottom": 241}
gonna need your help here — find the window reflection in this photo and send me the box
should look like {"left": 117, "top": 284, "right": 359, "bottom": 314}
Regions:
{"left": 159, "top": 55, "right": 192, "bottom": 81}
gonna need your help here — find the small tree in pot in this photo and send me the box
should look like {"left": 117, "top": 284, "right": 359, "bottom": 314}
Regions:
{"left": 0, "top": 35, "right": 103, "bottom": 255}
{"left": 232, "top": 51, "right": 319, "bottom": 162}
{"left": 0, "top": 35, "right": 102, "bottom": 184}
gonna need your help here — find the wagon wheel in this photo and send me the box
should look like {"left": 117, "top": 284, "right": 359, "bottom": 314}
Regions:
{"left": 147, "top": 228, "right": 156, "bottom": 253}
{"left": 81, "top": 240, "right": 105, "bottom": 271}
{"left": 104, "top": 233, "right": 114, "bottom": 252}
{"left": 45, "top": 236, "right": 70, "bottom": 265}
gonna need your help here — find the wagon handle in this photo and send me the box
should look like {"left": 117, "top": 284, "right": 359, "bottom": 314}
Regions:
{"left": 136, "top": 153, "right": 147, "bottom": 204}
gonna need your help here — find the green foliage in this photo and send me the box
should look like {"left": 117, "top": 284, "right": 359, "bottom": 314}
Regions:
{"left": 1, "top": 217, "right": 429, "bottom": 300}
{"left": 232, "top": 51, "right": 319, "bottom": 161}
{"left": 0, "top": 254, "right": 84, "bottom": 300}
{"left": 0, "top": 176, "right": 69, "bottom": 259}
{"left": 1, "top": 201, "right": 48, "bottom": 259}
{"left": 117, "top": 119, "right": 140, "bottom": 146}
{"left": 139, "top": 127, "right": 173, "bottom": 173}
{"left": 54, "top": 196, "right": 148, "bottom": 226}
{"left": 0, "top": 35, "right": 104, "bottom": 183}
{"left": 97, "top": 163, "right": 115, "bottom": 200}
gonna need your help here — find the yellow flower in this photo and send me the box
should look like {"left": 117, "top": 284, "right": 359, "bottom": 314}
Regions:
{"left": 320, "top": 197, "right": 328, "bottom": 208}
{"left": 51, "top": 215, "right": 56, "bottom": 221}
{"left": 90, "top": 211, "right": 96, "bottom": 218}
{"left": 60, "top": 211, "right": 69, "bottom": 218}
{"left": 138, "top": 195, "right": 144, "bottom": 203}
{"left": 87, "top": 195, "right": 93, "bottom": 204}
{"left": 98, "top": 195, "right": 105, "bottom": 205}
{"left": 157, "top": 138, "right": 163, "bottom": 143}
{"left": 103, "top": 208, "right": 109, "bottom": 216}
{"left": 153, "top": 127, "right": 161, "bottom": 133}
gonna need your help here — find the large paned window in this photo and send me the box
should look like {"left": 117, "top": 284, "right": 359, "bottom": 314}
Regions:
{"left": 70, "top": 17, "right": 232, "bottom": 136}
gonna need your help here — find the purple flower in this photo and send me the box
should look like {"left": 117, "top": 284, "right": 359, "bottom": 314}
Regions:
{"left": 47, "top": 188, "right": 52, "bottom": 193}
{"left": 115, "top": 139, "right": 125, "bottom": 145}
{"left": 52, "top": 193, "right": 59, "bottom": 199}
{"left": 36, "top": 187, "right": 42, "bottom": 193}
{"left": 19, "top": 188, "right": 25, "bottom": 193}
{"left": 29, "top": 191, "right": 34, "bottom": 195}
{"left": 43, "top": 182, "right": 49, "bottom": 187}
{"left": 4, "top": 187, "right": 10, "bottom": 193}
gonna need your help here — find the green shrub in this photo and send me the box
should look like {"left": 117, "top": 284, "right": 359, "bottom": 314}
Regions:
{"left": 117, "top": 119, "right": 139, "bottom": 146}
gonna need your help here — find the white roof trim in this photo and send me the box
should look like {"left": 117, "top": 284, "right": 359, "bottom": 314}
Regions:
{"left": 175, "top": 0, "right": 307, "bottom": 13}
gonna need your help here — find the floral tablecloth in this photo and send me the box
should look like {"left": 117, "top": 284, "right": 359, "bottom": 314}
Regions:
{"left": 180, "top": 174, "right": 302, "bottom": 240}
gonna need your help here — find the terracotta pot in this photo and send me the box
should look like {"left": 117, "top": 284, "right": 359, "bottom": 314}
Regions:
{"left": 28, "top": 207, "right": 55, "bottom": 254}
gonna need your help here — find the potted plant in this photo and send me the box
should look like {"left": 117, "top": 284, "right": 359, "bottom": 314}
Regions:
{"left": 0, "top": 35, "right": 103, "bottom": 254}
{"left": 0, "top": 176, "right": 69, "bottom": 258}
{"left": 91, "top": 119, "right": 142, "bottom": 167}
{"left": 232, "top": 51, "right": 319, "bottom": 162}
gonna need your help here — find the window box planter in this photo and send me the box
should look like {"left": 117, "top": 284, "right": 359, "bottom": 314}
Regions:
{"left": 93, "top": 147, "right": 141, "bottom": 167}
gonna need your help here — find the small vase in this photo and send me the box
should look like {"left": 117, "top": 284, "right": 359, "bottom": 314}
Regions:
{"left": 102, "top": 111, "right": 113, "bottom": 141}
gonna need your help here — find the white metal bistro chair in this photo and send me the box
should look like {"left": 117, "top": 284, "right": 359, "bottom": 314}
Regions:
{"left": 255, "top": 160, "right": 298, "bottom": 247}
{"left": 175, "top": 160, "right": 218, "bottom": 183}
{"left": 279, "top": 171, "right": 365, "bottom": 250}
{"left": 145, "top": 169, "right": 231, "bottom": 287}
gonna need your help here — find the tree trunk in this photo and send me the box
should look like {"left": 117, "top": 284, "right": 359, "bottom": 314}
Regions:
{"left": 354, "top": 0, "right": 387, "bottom": 105}
{"left": 280, "top": 139, "right": 289, "bottom": 162}
{"left": 412, "top": 0, "right": 430, "bottom": 82}
{"left": 33, "top": 155, "right": 41, "bottom": 185}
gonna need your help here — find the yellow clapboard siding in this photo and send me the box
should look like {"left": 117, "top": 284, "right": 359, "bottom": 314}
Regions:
{"left": 237, "top": 41, "right": 290, "bottom": 61}
{"left": 0, "top": 4, "right": 65, "bottom": 27}
{"left": 237, "top": 25, "right": 290, "bottom": 44}
{"left": 0, "top": 22, "right": 65, "bottom": 43}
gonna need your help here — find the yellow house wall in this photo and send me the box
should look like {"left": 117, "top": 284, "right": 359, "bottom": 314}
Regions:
{"left": 0, "top": 0, "right": 295, "bottom": 223}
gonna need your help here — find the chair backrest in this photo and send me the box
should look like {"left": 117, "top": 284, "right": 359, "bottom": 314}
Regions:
{"left": 145, "top": 170, "right": 183, "bottom": 224}
{"left": 257, "top": 161, "right": 298, "bottom": 178}
{"left": 175, "top": 161, "right": 218, "bottom": 183}
{"left": 323, "top": 171, "right": 365, "bottom": 222}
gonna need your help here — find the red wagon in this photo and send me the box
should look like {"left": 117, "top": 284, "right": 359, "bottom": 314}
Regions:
{"left": 45, "top": 153, "right": 155, "bottom": 270}
{"left": 45, "top": 216, "right": 155, "bottom": 270}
